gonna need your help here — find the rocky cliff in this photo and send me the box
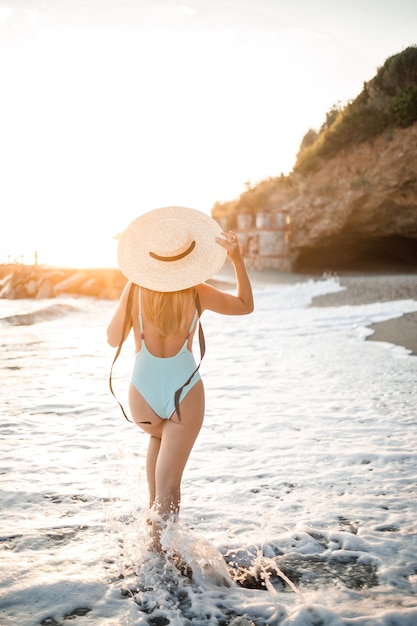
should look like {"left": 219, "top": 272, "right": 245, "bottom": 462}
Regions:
{"left": 213, "top": 47, "right": 417, "bottom": 273}
{"left": 288, "top": 122, "right": 417, "bottom": 272}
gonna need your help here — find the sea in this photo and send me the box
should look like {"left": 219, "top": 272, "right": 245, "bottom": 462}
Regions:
{"left": 1, "top": 275, "right": 417, "bottom": 626}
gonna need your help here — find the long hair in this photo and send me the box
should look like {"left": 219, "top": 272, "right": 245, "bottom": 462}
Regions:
{"left": 141, "top": 287, "right": 195, "bottom": 337}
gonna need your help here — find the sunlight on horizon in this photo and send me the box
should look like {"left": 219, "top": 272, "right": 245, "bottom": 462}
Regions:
{"left": 1, "top": 1, "right": 416, "bottom": 269}
{"left": 1, "top": 225, "right": 120, "bottom": 269}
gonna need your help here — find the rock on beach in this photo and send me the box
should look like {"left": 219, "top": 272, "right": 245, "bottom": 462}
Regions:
{"left": 0, "top": 265, "right": 127, "bottom": 300}
{"left": 0, "top": 264, "right": 236, "bottom": 300}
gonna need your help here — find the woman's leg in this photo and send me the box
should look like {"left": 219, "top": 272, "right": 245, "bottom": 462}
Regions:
{"left": 146, "top": 436, "right": 161, "bottom": 508}
{"left": 129, "top": 380, "right": 205, "bottom": 551}
{"left": 152, "top": 381, "right": 205, "bottom": 550}
{"left": 129, "top": 384, "right": 164, "bottom": 511}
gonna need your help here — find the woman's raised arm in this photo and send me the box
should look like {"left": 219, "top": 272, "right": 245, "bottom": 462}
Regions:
{"left": 198, "top": 231, "right": 254, "bottom": 316}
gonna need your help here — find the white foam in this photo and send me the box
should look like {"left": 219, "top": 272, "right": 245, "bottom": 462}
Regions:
{"left": 1, "top": 277, "right": 417, "bottom": 625}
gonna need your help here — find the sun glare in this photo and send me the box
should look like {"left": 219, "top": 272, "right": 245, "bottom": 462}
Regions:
{"left": 1, "top": 3, "right": 416, "bottom": 269}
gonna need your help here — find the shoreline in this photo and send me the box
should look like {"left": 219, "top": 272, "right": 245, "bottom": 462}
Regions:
{"left": 2, "top": 262, "right": 417, "bottom": 356}
{"left": 310, "top": 273, "right": 417, "bottom": 357}
{"left": 215, "top": 265, "right": 417, "bottom": 356}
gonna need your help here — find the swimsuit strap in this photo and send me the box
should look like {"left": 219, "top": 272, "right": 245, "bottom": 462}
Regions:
{"left": 109, "top": 281, "right": 136, "bottom": 423}
{"left": 187, "top": 310, "right": 198, "bottom": 337}
{"left": 138, "top": 287, "right": 144, "bottom": 339}
{"left": 174, "top": 288, "right": 206, "bottom": 420}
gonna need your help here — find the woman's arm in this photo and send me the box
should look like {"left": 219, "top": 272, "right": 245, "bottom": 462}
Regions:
{"left": 198, "top": 231, "right": 254, "bottom": 315}
{"left": 107, "top": 281, "right": 135, "bottom": 347}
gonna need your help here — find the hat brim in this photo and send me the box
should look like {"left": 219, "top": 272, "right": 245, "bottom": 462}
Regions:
{"left": 117, "top": 206, "right": 227, "bottom": 292}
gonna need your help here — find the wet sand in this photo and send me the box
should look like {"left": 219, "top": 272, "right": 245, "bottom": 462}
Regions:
{"left": 310, "top": 274, "right": 417, "bottom": 356}
{"left": 215, "top": 264, "right": 417, "bottom": 356}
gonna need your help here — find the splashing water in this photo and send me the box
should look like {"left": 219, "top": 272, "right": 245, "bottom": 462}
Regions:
{"left": 1, "top": 278, "right": 417, "bottom": 625}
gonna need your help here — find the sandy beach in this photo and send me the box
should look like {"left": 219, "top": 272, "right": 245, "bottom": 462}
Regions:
{"left": 217, "top": 262, "right": 417, "bottom": 355}
{"left": 310, "top": 273, "right": 417, "bottom": 356}
{"left": 222, "top": 266, "right": 417, "bottom": 356}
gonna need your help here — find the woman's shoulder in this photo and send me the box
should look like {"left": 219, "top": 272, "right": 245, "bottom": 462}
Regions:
{"left": 195, "top": 281, "right": 225, "bottom": 312}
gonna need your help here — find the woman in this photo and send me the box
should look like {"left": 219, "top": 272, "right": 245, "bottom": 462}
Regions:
{"left": 107, "top": 206, "right": 253, "bottom": 552}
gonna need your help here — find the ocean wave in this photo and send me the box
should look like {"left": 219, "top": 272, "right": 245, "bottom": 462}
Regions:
{"left": 0, "top": 303, "right": 80, "bottom": 326}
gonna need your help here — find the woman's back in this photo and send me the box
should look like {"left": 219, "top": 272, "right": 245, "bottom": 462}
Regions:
{"left": 133, "top": 286, "right": 198, "bottom": 357}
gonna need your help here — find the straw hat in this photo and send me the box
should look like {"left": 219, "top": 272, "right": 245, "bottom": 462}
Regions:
{"left": 117, "top": 206, "right": 227, "bottom": 292}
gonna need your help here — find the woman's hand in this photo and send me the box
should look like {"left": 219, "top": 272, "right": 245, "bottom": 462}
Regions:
{"left": 215, "top": 230, "right": 242, "bottom": 263}
{"left": 200, "top": 229, "right": 253, "bottom": 315}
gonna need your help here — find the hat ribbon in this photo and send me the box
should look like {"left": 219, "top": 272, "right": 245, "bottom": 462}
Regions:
{"left": 149, "top": 240, "right": 196, "bottom": 262}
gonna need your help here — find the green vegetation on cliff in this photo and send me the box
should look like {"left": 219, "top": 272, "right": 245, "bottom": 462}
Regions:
{"left": 212, "top": 46, "right": 417, "bottom": 224}
{"left": 295, "top": 46, "right": 417, "bottom": 174}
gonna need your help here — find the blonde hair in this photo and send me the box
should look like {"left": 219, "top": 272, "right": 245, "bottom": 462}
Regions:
{"left": 141, "top": 287, "right": 195, "bottom": 338}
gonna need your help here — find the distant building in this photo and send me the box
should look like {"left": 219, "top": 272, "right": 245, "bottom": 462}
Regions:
{"left": 219, "top": 210, "right": 291, "bottom": 271}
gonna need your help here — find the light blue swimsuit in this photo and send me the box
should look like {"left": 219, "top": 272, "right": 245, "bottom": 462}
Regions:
{"left": 131, "top": 289, "right": 201, "bottom": 420}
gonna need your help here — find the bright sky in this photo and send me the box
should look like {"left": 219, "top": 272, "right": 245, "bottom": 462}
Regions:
{"left": 1, "top": 0, "right": 416, "bottom": 268}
